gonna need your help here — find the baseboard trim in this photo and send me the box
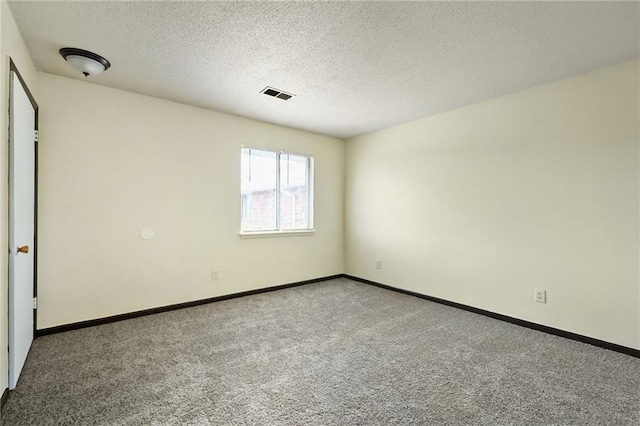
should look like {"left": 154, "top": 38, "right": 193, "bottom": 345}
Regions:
{"left": 35, "top": 273, "right": 640, "bottom": 358}
{"left": 36, "top": 274, "right": 343, "bottom": 337}
{"left": 344, "top": 274, "right": 640, "bottom": 358}
{"left": 1, "top": 387, "right": 8, "bottom": 413}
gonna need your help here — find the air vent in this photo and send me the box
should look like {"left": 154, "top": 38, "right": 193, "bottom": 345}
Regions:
{"left": 261, "top": 86, "right": 295, "bottom": 101}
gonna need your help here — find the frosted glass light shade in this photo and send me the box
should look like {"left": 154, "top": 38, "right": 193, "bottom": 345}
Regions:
{"left": 65, "top": 55, "right": 107, "bottom": 76}
{"left": 59, "top": 48, "right": 111, "bottom": 77}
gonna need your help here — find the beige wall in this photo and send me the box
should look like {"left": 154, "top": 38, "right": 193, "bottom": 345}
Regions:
{"left": 1, "top": 0, "right": 38, "bottom": 395}
{"left": 4, "top": 4, "right": 639, "bottom": 398}
{"left": 36, "top": 72, "right": 344, "bottom": 329}
{"left": 345, "top": 60, "right": 640, "bottom": 349}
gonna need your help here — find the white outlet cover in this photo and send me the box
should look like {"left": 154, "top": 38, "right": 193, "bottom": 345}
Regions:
{"left": 535, "top": 288, "right": 547, "bottom": 303}
{"left": 140, "top": 228, "right": 155, "bottom": 240}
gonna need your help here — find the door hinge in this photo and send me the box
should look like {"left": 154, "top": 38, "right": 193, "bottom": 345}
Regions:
{"left": 34, "top": 130, "right": 39, "bottom": 142}
{"left": 33, "top": 297, "right": 37, "bottom": 309}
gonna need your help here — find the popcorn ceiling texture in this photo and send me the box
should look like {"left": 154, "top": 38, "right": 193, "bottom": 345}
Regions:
{"left": 2, "top": 279, "right": 640, "bottom": 425}
{"left": 8, "top": 1, "right": 639, "bottom": 138}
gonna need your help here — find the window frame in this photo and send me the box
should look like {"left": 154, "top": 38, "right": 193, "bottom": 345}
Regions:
{"left": 239, "top": 146, "right": 315, "bottom": 238}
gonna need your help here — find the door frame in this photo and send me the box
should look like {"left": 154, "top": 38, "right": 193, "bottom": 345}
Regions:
{"left": 8, "top": 58, "right": 39, "bottom": 340}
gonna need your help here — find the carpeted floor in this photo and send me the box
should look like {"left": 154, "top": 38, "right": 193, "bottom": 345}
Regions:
{"left": 2, "top": 278, "right": 639, "bottom": 425}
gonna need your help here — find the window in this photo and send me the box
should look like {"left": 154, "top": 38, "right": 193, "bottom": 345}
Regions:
{"left": 241, "top": 148, "right": 314, "bottom": 233}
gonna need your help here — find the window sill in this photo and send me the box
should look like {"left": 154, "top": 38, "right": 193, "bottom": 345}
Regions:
{"left": 239, "top": 230, "right": 316, "bottom": 239}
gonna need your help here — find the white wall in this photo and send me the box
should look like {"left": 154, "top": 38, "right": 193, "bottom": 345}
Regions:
{"left": 1, "top": 0, "right": 39, "bottom": 394}
{"left": 345, "top": 60, "right": 640, "bottom": 349}
{"left": 8, "top": 9, "right": 640, "bottom": 376}
{"left": 37, "top": 72, "right": 344, "bottom": 329}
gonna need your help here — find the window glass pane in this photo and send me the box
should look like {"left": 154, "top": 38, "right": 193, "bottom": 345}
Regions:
{"left": 241, "top": 148, "right": 277, "bottom": 231}
{"left": 279, "top": 153, "right": 310, "bottom": 230}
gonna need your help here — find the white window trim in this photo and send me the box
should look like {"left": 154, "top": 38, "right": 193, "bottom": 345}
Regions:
{"left": 240, "top": 146, "right": 315, "bottom": 237}
{"left": 238, "top": 229, "right": 316, "bottom": 239}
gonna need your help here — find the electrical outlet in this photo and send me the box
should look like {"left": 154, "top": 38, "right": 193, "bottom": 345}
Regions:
{"left": 212, "top": 271, "right": 219, "bottom": 281}
{"left": 535, "top": 288, "right": 547, "bottom": 304}
{"left": 376, "top": 260, "right": 382, "bottom": 270}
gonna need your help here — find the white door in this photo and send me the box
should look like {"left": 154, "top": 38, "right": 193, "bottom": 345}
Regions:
{"left": 8, "top": 70, "right": 36, "bottom": 390}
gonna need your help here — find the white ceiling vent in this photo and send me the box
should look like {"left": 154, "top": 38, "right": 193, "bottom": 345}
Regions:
{"left": 261, "top": 86, "right": 295, "bottom": 101}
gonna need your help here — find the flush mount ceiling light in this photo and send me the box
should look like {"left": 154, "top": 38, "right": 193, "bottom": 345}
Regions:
{"left": 59, "top": 47, "right": 111, "bottom": 77}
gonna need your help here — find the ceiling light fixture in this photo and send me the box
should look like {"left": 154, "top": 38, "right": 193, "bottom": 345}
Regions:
{"left": 59, "top": 47, "right": 111, "bottom": 77}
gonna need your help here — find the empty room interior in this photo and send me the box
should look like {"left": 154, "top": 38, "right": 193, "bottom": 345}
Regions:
{"left": 1, "top": 0, "right": 639, "bottom": 424}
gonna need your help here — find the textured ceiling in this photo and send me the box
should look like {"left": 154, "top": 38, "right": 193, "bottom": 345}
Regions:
{"left": 8, "top": 1, "right": 640, "bottom": 139}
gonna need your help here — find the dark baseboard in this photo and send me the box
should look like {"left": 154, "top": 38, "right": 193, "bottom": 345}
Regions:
{"left": 344, "top": 274, "right": 640, "bottom": 359}
{"left": 35, "top": 272, "right": 640, "bottom": 358}
{"left": 1, "top": 387, "right": 8, "bottom": 412}
{"left": 36, "top": 274, "right": 343, "bottom": 337}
